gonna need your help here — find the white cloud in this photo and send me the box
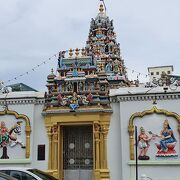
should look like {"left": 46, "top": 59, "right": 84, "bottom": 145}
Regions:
{"left": 0, "top": 0, "right": 180, "bottom": 90}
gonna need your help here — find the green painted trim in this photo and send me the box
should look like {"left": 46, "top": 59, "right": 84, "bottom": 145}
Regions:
{"left": 128, "top": 160, "right": 180, "bottom": 166}
{"left": 0, "top": 159, "right": 31, "bottom": 164}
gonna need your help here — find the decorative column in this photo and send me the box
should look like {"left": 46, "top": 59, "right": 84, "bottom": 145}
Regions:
{"left": 178, "top": 124, "right": 180, "bottom": 134}
{"left": 52, "top": 125, "right": 58, "bottom": 178}
{"left": 25, "top": 125, "right": 31, "bottom": 158}
{"left": 94, "top": 123, "right": 100, "bottom": 168}
{"left": 53, "top": 126, "right": 58, "bottom": 167}
{"left": 97, "top": 123, "right": 110, "bottom": 180}
{"left": 99, "top": 132, "right": 104, "bottom": 169}
{"left": 58, "top": 125, "right": 63, "bottom": 180}
{"left": 47, "top": 126, "right": 53, "bottom": 170}
{"left": 94, "top": 123, "right": 101, "bottom": 180}
{"left": 128, "top": 125, "right": 135, "bottom": 160}
{"left": 101, "top": 124, "right": 109, "bottom": 169}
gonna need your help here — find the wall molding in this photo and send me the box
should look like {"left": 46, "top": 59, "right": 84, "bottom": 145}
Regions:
{"left": 0, "top": 159, "right": 31, "bottom": 164}
{"left": 128, "top": 160, "right": 180, "bottom": 166}
{"left": 110, "top": 93, "right": 180, "bottom": 103}
{"left": 0, "top": 98, "right": 45, "bottom": 105}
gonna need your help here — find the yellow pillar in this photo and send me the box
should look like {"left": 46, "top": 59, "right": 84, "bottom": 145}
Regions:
{"left": 98, "top": 124, "right": 110, "bottom": 180}
{"left": 25, "top": 125, "right": 31, "bottom": 158}
{"left": 52, "top": 125, "right": 58, "bottom": 178}
{"left": 128, "top": 125, "right": 135, "bottom": 160}
{"left": 101, "top": 125, "right": 109, "bottom": 169}
{"left": 94, "top": 123, "right": 100, "bottom": 169}
{"left": 58, "top": 125, "right": 63, "bottom": 180}
{"left": 99, "top": 132, "right": 104, "bottom": 169}
{"left": 94, "top": 123, "right": 101, "bottom": 180}
{"left": 47, "top": 126, "right": 53, "bottom": 170}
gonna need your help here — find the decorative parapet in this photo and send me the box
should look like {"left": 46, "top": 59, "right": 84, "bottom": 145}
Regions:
{"left": 110, "top": 93, "right": 180, "bottom": 103}
{"left": 42, "top": 107, "right": 112, "bottom": 115}
{"left": 0, "top": 98, "right": 45, "bottom": 105}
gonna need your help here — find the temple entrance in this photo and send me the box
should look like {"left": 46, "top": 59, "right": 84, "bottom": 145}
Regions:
{"left": 63, "top": 125, "right": 93, "bottom": 180}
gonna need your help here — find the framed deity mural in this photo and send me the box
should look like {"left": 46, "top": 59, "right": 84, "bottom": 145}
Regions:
{"left": 128, "top": 106, "right": 180, "bottom": 161}
{"left": 0, "top": 108, "right": 31, "bottom": 159}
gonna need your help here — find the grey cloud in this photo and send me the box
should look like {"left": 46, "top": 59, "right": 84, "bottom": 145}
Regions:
{"left": 0, "top": 0, "right": 180, "bottom": 90}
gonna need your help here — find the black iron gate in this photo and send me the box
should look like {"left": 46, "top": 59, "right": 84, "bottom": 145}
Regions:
{"left": 63, "top": 125, "right": 93, "bottom": 180}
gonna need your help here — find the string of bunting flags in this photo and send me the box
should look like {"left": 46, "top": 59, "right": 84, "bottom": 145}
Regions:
{"left": 2, "top": 48, "right": 150, "bottom": 85}
{"left": 125, "top": 67, "right": 150, "bottom": 79}
{"left": 3, "top": 49, "right": 68, "bottom": 85}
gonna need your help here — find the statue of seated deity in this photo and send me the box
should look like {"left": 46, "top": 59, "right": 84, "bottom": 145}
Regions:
{"left": 154, "top": 120, "right": 177, "bottom": 157}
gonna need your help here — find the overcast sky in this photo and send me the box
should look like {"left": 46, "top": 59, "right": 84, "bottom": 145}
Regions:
{"left": 0, "top": 0, "right": 180, "bottom": 91}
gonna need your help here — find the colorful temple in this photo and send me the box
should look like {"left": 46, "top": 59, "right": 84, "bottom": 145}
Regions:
{"left": 42, "top": 3, "right": 131, "bottom": 180}
{"left": 45, "top": 3, "right": 129, "bottom": 112}
{"left": 1, "top": 2, "right": 180, "bottom": 180}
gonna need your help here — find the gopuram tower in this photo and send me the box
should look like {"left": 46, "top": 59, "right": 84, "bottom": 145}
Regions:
{"left": 86, "top": 3, "right": 129, "bottom": 88}
{"left": 43, "top": 2, "right": 129, "bottom": 180}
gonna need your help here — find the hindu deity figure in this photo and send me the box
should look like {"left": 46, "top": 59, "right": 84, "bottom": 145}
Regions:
{"left": 155, "top": 120, "right": 177, "bottom": 156}
{"left": 57, "top": 93, "right": 69, "bottom": 106}
{"left": 105, "top": 62, "right": 112, "bottom": 72}
{"left": 113, "top": 59, "right": 120, "bottom": 74}
{"left": 69, "top": 92, "right": 80, "bottom": 111}
{"left": 78, "top": 82, "right": 84, "bottom": 92}
{"left": 138, "top": 127, "right": 152, "bottom": 160}
{"left": 0, "top": 121, "right": 18, "bottom": 159}
{"left": 67, "top": 82, "right": 73, "bottom": 92}
{"left": 71, "top": 92, "right": 78, "bottom": 104}
{"left": 0, "top": 121, "right": 18, "bottom": 147}
{"left": 0, "top": 121, "right": 9, "bottom": 147}
{"left": 10, "top": 121, "right": 25, "bottom": 148}
{"left": 86, "top": 93, "right": 93, "bottom": 102}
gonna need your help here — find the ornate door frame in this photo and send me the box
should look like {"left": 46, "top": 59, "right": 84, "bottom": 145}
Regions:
{"left": 44, "top": 111, "right": 111, "bottom": 180}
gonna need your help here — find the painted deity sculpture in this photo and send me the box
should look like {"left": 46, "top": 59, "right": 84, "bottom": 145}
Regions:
{"left": 138, "top": 127, "right": 152, "bottom": 160}
{"left": 0, "top": 121, "right": 16, "bottom": 147}
{"left": 0, "top": 121, "right": 25, "bottom": 159}
{"left": 10, "top": 121, "right": 26, "bottom": 148}
{"left": 69, "top": 92, "right": 80, "bottom": 111}
{"left": 155, "top": 120, "right": 177, "bottom": 157}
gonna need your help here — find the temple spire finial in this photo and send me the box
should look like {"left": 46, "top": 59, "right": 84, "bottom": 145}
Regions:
{"left": 51, "top": 68, "right": 54, "bottom": 74}
{"left": 99, "top": 3, "right": 104, "bottom": 13}
{"left": 99, "top": 0, "right": 106, "bottom": 15}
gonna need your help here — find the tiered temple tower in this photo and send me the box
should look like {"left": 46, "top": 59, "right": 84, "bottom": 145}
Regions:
{"left": 43, "top": 2, "right": 129, "bottom": 180}
{"left": 45, "top": 3, "right": 129, "bottom": 111}
{"left": 86, "top": 4, "right": 129, "bottom": 88}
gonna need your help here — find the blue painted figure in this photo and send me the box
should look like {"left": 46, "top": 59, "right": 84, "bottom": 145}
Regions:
{"left": 69, "top": 92, "right": 79, "bottom": 111}
{"left": 105, "top": 62, "right": 112, "bottom": 72}
{"left": 159, "top": 120, "right": 176, "bottom": 152}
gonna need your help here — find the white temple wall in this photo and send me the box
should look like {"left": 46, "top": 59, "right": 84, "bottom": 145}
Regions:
{"left": 108, "top": 102, "right": 123, "bottom": 180}
{"left": 1, "top": 91, "right": 180, "bottom": 180}
{"left": 31, "top": 103, "right": 48, "bottom": 170}
{"left": 0, "top": 103, "right": 34, "bottom": 167}
{"left": 0, "top": 93, "right": 47, "bottom": 170}
{"left": 108, "top": 94, "right": 180, "bottom": 180}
